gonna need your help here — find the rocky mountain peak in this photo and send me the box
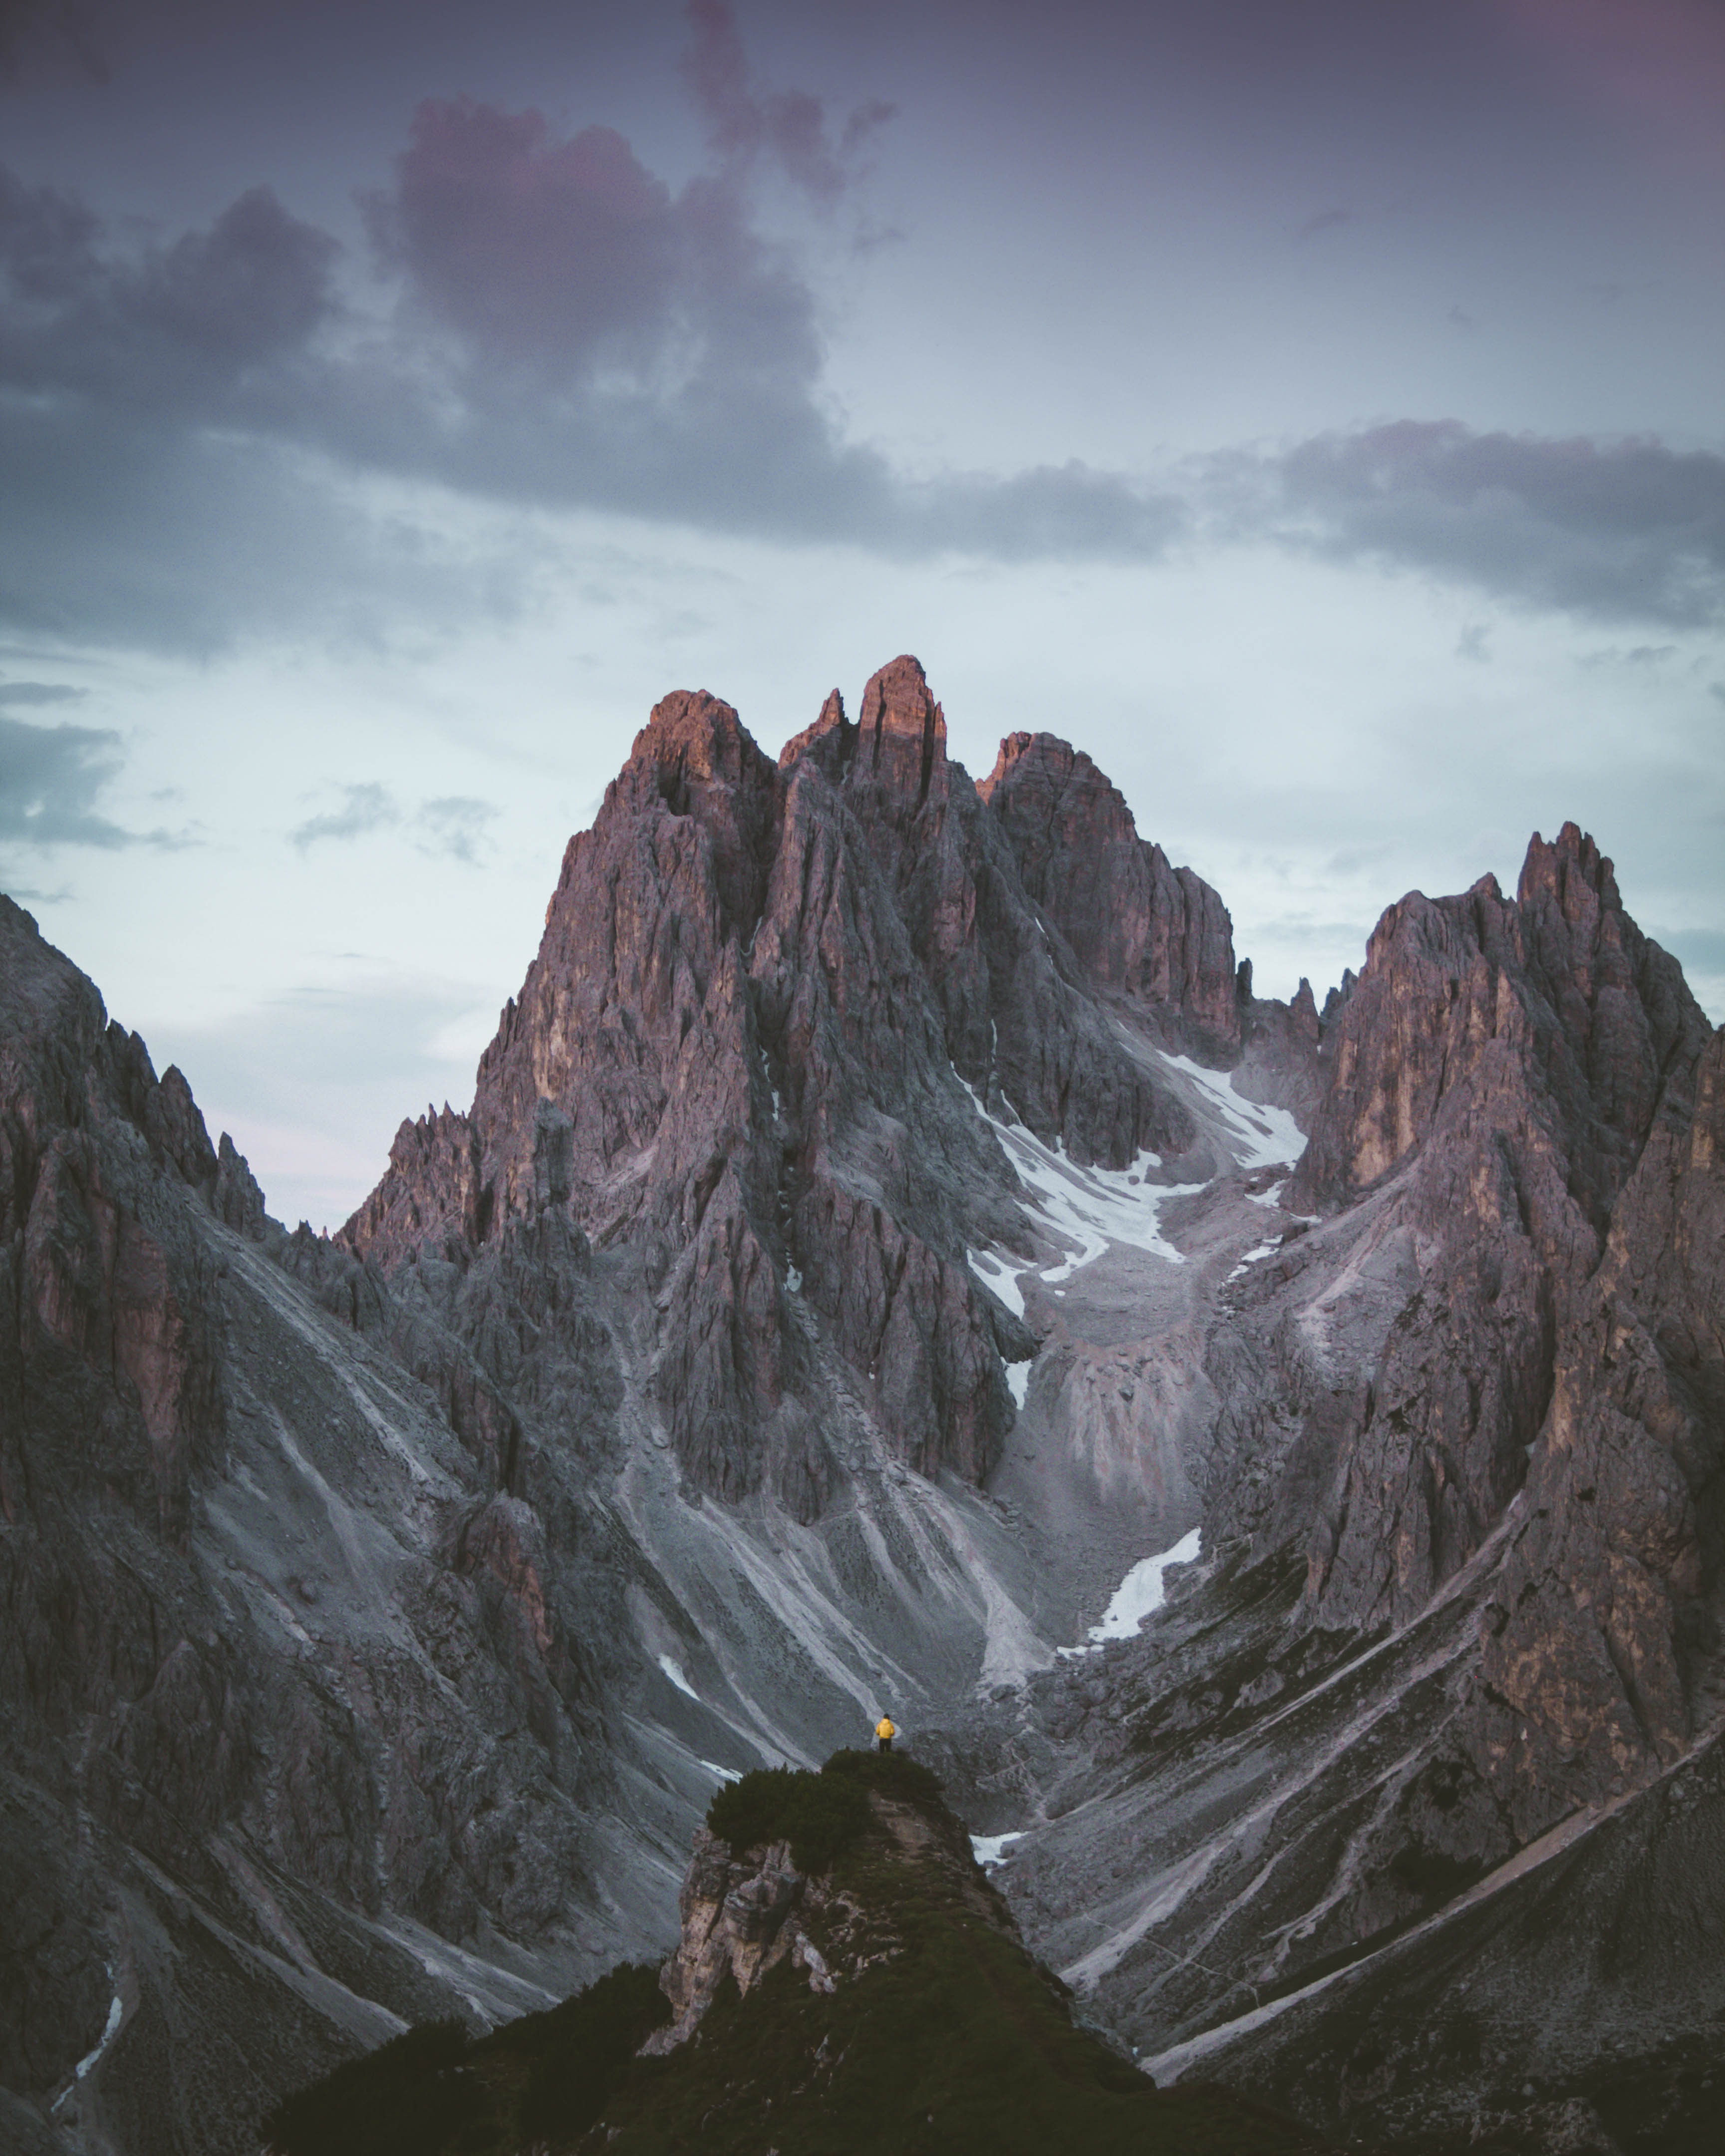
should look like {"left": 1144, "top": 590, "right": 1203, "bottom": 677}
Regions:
{"left": 855, "top": 651, "right": 945, "bottom": 805}
{"left": 1517, "top": 817, "right": 1620, "bottom": 916}
{"left": 979, "top": 726, "right": 1240, "bottom": 1054}
{"left": 777, "top": 685, "right": 849, "bottom": 774}
{"left": 608, "top": 687, "right": 781, "bottom": 944}
{"left": 4, "top": 680, "right": 1722, "bottom": 2156}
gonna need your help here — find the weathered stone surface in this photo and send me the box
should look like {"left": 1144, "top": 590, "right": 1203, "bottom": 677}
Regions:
{"left": 342, "top": 663, "right": 1125, "bottom": 1503}
{"left": 11, "top": 680, "right": 1720, "bottom": 2156}
{"left": 975, "top": 814, "right": 1720, "bottom": 2148}
{"left": 790, "top": 661, "right": 1197, "bottom": 1169}
{"left": 642, "top": 1827, "right": 813, "bottom": 2052}
{"left": 0, "top": 897, "right": 644, "bottom": 2153}
{"left": 1289, "top": 827, "right": 1709, "bottom": 1632}
{"left": 1469, "top": 1022, "right": 1725, "bottom": 1840}
{"left": 981, "top": 730, "right": 1241, "bottom": 1056}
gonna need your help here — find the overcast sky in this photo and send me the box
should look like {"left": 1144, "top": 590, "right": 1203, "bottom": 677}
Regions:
{"left": 3, "top": 0, "right": 1722, "bottom": 1229}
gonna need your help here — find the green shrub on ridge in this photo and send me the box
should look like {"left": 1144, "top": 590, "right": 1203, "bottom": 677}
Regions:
{"left": 705, "top": 1748, "right": 946, "bottom": 1873}
{"left": 707, "top": 1765, "right": 870, "bottom": 1873}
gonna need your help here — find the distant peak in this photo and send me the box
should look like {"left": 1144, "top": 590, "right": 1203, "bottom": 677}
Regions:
{"left": 1518, "top": 822, "right": 1619, "bottom": 914}
{"left": 632, "top": 689, "right": 760, "bottom": 775}
{"left": 977, "top": 731, "right": 1083, "bottom": 804}
{"left": 855, "top": 654, "right": 945, "bottom": 807}
{"left": 859, "top": 653, "right": 939, "bottom": 740}
{"left": 778, "top": 686, "right": 849, "bottom": 773}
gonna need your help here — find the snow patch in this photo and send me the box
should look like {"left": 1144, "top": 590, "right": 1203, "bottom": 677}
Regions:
{"left": 1248, "top": 1179, "right": 1288, "bottom": 1209}
{"left": 75, "top": 1992, "right": 123, "bottom": 2080}
{"left": 988, "top": 1117, "right": 1204, "bottom": 1280}
{"left": 1087, "top": 1528, "right": 1203, "bottom": 1643}
{"left": 1158, "top": 1055, "right": 1306, "bottom": 1170}
{"left": 785, "top": 1264, "right": 802, "bottom": 1294}
{"left": 968, "top": 1245, "right": 1026, "bottom": 1319}
{"left": 700, "top": 1759, "right": 742, "bottom": 1784}
{"left": 1005, "top": 1360, "right": 1032, "bottom": 1409}
{"left": 658, "top": 1654, "right": 699, "bottom": 1700}
{"left": 970, "top": 1832, "right": 1024, "bottom": 1868}
{"left": 1226, "top": 1240, "right": 1281, "bottom": 1281}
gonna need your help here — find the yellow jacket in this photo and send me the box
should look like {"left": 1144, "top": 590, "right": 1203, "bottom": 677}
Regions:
{"left": 875, "top": 1717, "right": 896, "bottom": 1741}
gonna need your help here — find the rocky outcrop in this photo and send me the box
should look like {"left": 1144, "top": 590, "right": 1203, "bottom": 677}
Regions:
{"left": 15, "top": 665, "right": 1721, "bottom": 2156}
{"left": 642, "top": 1827, "right": 834, "bottom": 2053}
{"left": 790, "top": 662, "right": 1197, "bottom": 1168}
{"left": 1291, "top": 826, "right": 1700, "bottom": 1215}
{"left": 341, "top": 660, "right": 1208, "bottom": 1507}
{"left": 0, "top": 897, "right": 649, "bottom": 2155}
{"left": 1288, "top": 827, "right": 1709, "bottom": 1633}
{"left": 1471, "top": 1022, "right": 1725, "bottom": 1840}
{"left": 980, "top": 730, "right": 1241, "bottom": 1056}
{"left": 982, "top": 818, "right": 1720, "bottom": 2145}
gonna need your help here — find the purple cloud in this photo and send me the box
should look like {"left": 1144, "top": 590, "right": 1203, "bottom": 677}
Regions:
{"left": 0, "top": 164, "right": 337, "bottom": 408}
{"left": 679, "top": 0, "right": 894, "bottom": 203}
{"left": 368, "top": 101, "right": 680, "bottom": 377}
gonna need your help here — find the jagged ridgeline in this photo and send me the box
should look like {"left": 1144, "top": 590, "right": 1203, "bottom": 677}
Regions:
{"left": 4, "top": 643, "right": 1722, "bottom": 2156}
{"left": 260, "top": 1752, "right": 1324, "bottom": 2156}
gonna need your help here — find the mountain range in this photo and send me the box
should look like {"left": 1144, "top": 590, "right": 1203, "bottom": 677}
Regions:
{"left": 2, "top": 654, "right": 1719, "bottom": 2156}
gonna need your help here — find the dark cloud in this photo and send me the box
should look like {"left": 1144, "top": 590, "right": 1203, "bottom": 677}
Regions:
{"left": 0, "top": 709, "right": 133, "bottom": 844}
{"left": 366, "top": 102, "right": 685, "bottom": 380}
{"left": 0, "top": 677, "right": 86, "bottom": 705}
{"left": 289, "top": 783, "right": 399, "bottom": 851}
{"left": 0, "top": 9, "right": 1714, "bottom": 649}
{"left": 0, "top": 43, "right": 1184, "bottom": 654}
{"left": 0, "top": 166, "right": 337, "bottom": 411}
{"left": 1247, "top": 422, "right": 1725, "bottom": 627}
{"left": 0, "top": 0, "right": 106, "bottom": 82}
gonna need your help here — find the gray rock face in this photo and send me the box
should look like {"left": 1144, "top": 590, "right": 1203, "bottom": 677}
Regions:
{"left": 4, "top": 668, "right": 1720, "bottom": 2156}
{"left": 0, "top": 661, "right": 1245, "bottom": 2153}
{"left": 0, "top": 895, "right": 659, "bottom": 2155}
{"left": 959, "top": 819, "right": 1721, "bottom": 2152}
{"left": 342, "top": 661, "right": 1198, "bottom": 1510}
{"left": 980, "top": 729, "right": 1241, "bottom": 1056}
{"left": 640, "top": 1827, "right": 827, "bottom": 2054}
{"left": 1288, "top": 825, "right": 1709, "bottom": 1635}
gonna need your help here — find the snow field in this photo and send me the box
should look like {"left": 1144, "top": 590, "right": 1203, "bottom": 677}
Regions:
{"left": 1082, "top": 1527, "right": 1204, "bottom": 1646}
{"left": 1156, "top": 1055, "right": 1306, "bottom": 1171}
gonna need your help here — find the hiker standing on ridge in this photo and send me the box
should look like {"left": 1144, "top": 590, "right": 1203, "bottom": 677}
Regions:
{"left": 875, "top": 1714, "right": 895, "bottom": 1754}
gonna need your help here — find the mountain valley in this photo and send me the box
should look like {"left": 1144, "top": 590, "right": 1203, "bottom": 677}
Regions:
{"left": 2, "top": 655, "right": 1720, "bottom": 2156}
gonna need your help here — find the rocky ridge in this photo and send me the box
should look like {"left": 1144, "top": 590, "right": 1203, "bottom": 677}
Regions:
{"left": 960, "top": 820, "right": 1722, "bottom": 2153}
{"left": 0, "top": 653, "right": 1720, "bottom": 2156}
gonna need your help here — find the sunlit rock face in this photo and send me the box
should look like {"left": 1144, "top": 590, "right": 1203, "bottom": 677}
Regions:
{"left": 2, "top": 663, "right": 1720, "bottom": 2156}
{"left": 980, "top": 729, "right": 1241, "bottom": 1058}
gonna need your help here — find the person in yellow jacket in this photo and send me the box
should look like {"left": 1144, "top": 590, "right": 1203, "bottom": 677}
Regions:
{"left": 874, "top": 1715, "right": 895, "bottom": 1754}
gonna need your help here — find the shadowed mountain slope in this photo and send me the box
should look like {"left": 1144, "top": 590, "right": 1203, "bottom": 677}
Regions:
{"left": 2, "top": 658, "right": 1719, "bottom": 2156}
{"left": 262, "top": 1752, "right": 1328, "bottom": 2156}
{"left": 957, "top": 824, "right": 1721, "bottom": 2154}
